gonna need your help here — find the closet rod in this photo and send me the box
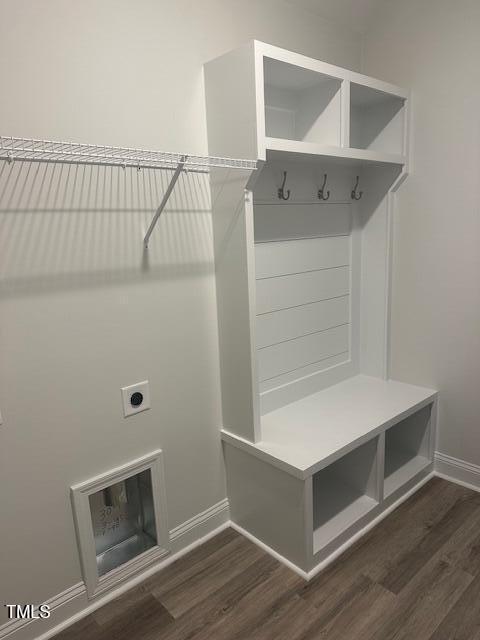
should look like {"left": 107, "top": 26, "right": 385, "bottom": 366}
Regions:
{"left": 0, "top": 136, "right": 257, "bottom": 247}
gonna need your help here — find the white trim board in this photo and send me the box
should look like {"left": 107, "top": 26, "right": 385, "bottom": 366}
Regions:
{"left": 0, "top": 499, "right": 230, "bottom": 640}
{"left": 170, "top": 499, "right": 229, "bottom": 543}
{"left": 434, "top": 451, "right": 480, "bottom": 493}
{"left": 0, "top": 584, "right": 86, "bottom": 640}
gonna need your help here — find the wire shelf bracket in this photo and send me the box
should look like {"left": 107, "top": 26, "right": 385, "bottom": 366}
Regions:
{"left": 0, "top": 136, "right": 257, "bottom": 247}
{"left": 143, "top": 155, "right": 187, "bottom": 249}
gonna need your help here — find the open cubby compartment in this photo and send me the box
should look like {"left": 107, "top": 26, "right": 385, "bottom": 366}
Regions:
{"left": 350, "top": 82, "right": 406, "bottom": 155}
{"left": 384, "top": 404, "right": 433, "bottom": 498}
{"left": 263, "top": 56, "right": 342, "bottom": 146}
{"left": 313, "top": 437, "right": 379, "bottom": 554}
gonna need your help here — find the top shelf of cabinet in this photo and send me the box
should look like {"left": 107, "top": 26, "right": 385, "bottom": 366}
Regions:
{"left": 221, "top": 375, "right": 436, "bottom": 480}
{"left": 205, "top": 40, "right": 409, "bottom": 168}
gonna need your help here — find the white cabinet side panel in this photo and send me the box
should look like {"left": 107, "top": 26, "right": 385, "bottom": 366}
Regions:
{"left": 224, "top": 443, "right": 309, "bottom": 571}
{"left": 211, "top": 170, "right": 258, "bottom": 441}
{"left": 204, "top": 42, "right": 258, "bottom": 161}
{"left": 359, "top": 166, "right": 402, "bottom": 377}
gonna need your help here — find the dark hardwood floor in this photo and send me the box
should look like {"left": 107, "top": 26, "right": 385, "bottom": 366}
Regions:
{"left": 55, "top": 478, "right": 480, "bottom": 640}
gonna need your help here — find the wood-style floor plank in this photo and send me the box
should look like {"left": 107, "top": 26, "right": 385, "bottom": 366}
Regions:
{"left": 299, "top": 574, "right": 396, "bottom": 640}
{"left": 429, "top": 573, "right": 480, "bottom": 640}
{"left": 184, "top": 563, "right": 303, "bottom": 640}
{"left": 96, "top": 594, "right": 174, "bottom": 640}
{"left": 142, "top": 527, "right": 242, "bottom": 599}
{"left": 52, "top": 614, "right": 102, "bottom": 640}
{"left": 380, "top": 489, "right": 480, "bottom": 594}
{"left": 53, "top": 478, "right": 480, "bottom": 640}
{"left": 246, "top": 594, "right": 320, "bottom": 640}
{"left": 150, "top": 553, "right": 281, "bottom": 640}
{"left": 371, "top": 559, "right": 472, "bottom": 640}
{"left": 151, "top": 534, "right": 269, "bottom": 618}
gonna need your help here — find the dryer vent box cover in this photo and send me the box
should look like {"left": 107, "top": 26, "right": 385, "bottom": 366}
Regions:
{"left": 71, "top": 450, "right": 169, "bottom": 597}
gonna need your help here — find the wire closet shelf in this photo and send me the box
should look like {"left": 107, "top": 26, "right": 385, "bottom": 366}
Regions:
{"left": 0, "top": 136, "right": 258, "bottom": 247}
{"left": 0, "top": 136, "right": 256, "bottom": 172}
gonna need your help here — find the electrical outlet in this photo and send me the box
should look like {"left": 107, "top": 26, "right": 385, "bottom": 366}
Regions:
{"left": 121, "top": 381, "right": 150, "bottom": 417}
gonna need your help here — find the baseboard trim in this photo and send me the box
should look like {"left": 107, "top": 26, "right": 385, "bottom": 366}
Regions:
{"left": 0, "top": 584, "right": 85, "bottom": 640}
{"left": 435, "top": 451, "right": 480, "bottom": 492}
{"left": 0, "top": 500, "right": 230, "bottom": 640}
{"left": 170, "top": 498, "right": 229, "bottom": 542}
{"left": 229, "top": 522, "right": 309, "bottom": 580}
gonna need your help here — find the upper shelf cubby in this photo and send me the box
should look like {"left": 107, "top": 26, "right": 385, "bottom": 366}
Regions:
{"left": 205, "top": 40, "right": 409, "bottom": 167}
{"left": 350, "top": 83, "right": 406, "bottom": 156}
{"left": 263, "top": 57, "right": 342, "bottom": 146}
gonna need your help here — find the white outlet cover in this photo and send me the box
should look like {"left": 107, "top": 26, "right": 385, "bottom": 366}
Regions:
{"left": 121, "top": 381, "right": 150, "bottom": 417}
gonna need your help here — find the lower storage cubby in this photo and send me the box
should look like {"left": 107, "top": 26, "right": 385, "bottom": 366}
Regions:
{"left": 313, "top": 438, "right": 379, "bottom": 554}
{"left": 384, "top": 404, "right": 432, "bottom": 498}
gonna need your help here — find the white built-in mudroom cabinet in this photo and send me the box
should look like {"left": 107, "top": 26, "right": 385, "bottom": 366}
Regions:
{"left": 205, "top": 41, "right": 437, "bottom": 576}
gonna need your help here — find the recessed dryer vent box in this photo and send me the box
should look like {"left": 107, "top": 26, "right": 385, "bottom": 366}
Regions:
{"left": 71, "top": 450, "right": 169, "bottom": 598}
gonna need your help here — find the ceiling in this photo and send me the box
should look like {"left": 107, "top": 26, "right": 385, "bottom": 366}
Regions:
{"left": 284, "top": 0, "right": 384, "bottom": 33}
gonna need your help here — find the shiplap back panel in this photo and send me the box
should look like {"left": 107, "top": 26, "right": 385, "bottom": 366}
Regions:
{"left": 254, "top": 203, "right": 351, "bottom": 242}
{"left": 259, "top": 324, "right": 349, "bottom": 382}
{"left": 255, "top": 236, "right": 349, "bottom": 279}
{"left": 252, "top": 160, "right": 357, "bottom": 403}
{"left": 256, "top": 296, "right": 349, "bottom": 349}
{"left": 255, "top": 203, "right": 352, "bottom": 385}
{"left": 260, "top": 352, "right": 349, "bottom": 394}
{"left": 256, "top": 266, "right": 349, "bottom": 315}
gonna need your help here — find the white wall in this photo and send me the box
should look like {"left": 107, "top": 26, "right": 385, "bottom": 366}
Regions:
{"left": 0, "top": 0, "right": 362, "bottom": 628}
{"left": 362, "top": 1, "right": 480, "bottom": 464}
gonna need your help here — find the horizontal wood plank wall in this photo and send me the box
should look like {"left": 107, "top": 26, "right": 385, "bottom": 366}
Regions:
{"left": 254, "top": 203, "right": 351, "bottom": 242}
{"left": 256, "top": 296, "right": 349, "bottom": 348}
{"left": 259, "top": 324, "right": 349, "bottom": 381}
{"left": 260, "top": 353, "right": 351, "bottom": 393}
{"left": 255, "top": 212, "right": 352, "bottom": 388}
{"left": 256, "top": 266, "right": 350, "bottom": 314}
{"left": 255, "top": 235, "right": 349, "bottom": 278}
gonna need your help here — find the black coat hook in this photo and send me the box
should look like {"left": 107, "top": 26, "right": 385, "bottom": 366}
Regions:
{"left": 351, "top": 175, "right": 363, "bottom": 201}
{"left": 278, "top": 171, "right": 290, "bottom": 200}
{"left": 318, "top": 173, "right": 330, "bottom": 201}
